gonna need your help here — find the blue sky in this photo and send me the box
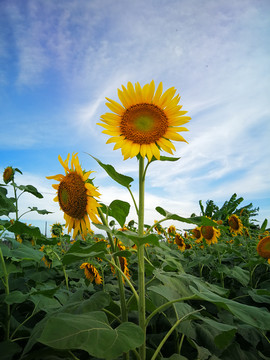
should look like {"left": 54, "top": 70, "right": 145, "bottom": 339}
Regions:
{"left": 1, "top": 0, "right": 270, "bottom": 235}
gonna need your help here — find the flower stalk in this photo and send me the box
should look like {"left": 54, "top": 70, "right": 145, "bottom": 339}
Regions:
{"left": 138, "top": 156, "right": 146, "bottom": 360}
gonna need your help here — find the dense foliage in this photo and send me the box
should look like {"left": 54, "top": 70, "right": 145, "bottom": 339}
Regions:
{"left": 0, "top": 166, "right": 270, "bottom": 360}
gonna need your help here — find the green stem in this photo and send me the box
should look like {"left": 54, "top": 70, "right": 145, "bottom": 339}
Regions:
{"left": 106, "top": 258, "right": 139, "bottom": 304}
{"left": 52, "top": 250, "right": 69, "bottom": 290}
{"left": 138, "top": 156, "right": 146, "bottom": 360}
{"left": 98, "top": 209, "right": 128, "bottom": 323}
{"left": 12, "top": 181, "right": 19, "bottom": 221}
{"left": 10, "top": 303, "right": 38, "bottom": 340}
{"left": 127, "top": 186, "right": 139, "bottom": 216}
{"left": 151, "top": 307, "right": 204, "bottom": 360}
{"left": 0, "top": 247, "right": 10, "bottom": 340}
{"left": 145, "top": 295, "right": 197, "bottom": 327}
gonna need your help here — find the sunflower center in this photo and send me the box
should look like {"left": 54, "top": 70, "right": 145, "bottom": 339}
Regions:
{"left": 58, "top": 172, "right": 87, "bottom": 219}
{"left": 201, "top": 226, "right": 214, "bottom": 240}
{"left": 228, "top": 216, "right": 239, "bottom": 230}
{"left": 193, "top": 229, "right": 201, "bottom": 239}
{"left": 120, "top": 103, "right": 168, "bottom": 144}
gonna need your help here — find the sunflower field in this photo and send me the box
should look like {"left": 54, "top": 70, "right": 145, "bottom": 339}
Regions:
{"left": 1, "top": 82, "right": 270, "bottom": 360}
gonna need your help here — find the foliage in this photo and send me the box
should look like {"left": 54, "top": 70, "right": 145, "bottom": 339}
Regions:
{"left": 0, "top": 166, "right": 269, "bottom": 360}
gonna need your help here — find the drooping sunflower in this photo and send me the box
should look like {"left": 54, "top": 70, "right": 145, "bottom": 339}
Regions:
{"left": 201, "top": 226, "right": 221, "bottom": 245}
{"left": 191, "top": 227, "right": 203, "bottom": 243}
{"left": 257, "top": 236, "right": 270, "bottom": 264}
{"left": 46, "top": 153, "right": 101, "bottom": 239}
{"left": 174, "top": 233, "right": 186, "bottom": 251}
{"left": 51, "top": 223, "right": 64, "bottom": 238}
{"left": 228, "top": 214, "right": 243, "bottom": 236}
{"left": 3, "top": 166, "right": 14, "bottom": 184}
{"left": 97, "top": 81, "right": 191, "bottom": 161}
{"left": 80, "top": 263, "right": 102, "bottom": 284}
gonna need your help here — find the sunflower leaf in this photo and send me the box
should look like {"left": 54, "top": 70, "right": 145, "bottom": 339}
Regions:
{"left": 89, "top": 155, "right": 134, "bottom": 188}
{"left": 62, "top": 240, "right": 107, "bottom": 265}
{"left": 17, "top": 184, "right": 43, "bottom": 198}
{"left": 108, "top": 199, "right": 130, "bottom": 227}
{"left": 37, "top": 312, "right": 144, "bottom": 359}
{"left": 28, "top": 207, "right": 53, "bottom": 215}
{"left": 151, "top": 156, "right": 181, "bottom": 163}
{"left": 155, "top": 207, "right": 218, "bottom": 226}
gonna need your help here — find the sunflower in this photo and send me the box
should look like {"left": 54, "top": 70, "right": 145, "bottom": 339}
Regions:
{"left": 47, "top": 153, "right": 101, "bottom": 239}
{"left": 168, "top": 225, "right": 176, "bottom": 235}
{"left": 201, "top": 226, "right": 220, "bottom": 245}
{"left": 80, "top": 263, "right": 102, "bottom": 284}
{"left": 191, "top": 227, "right": 203, "bottom": 243}
{"left": 51, "top": 223, "right": 64, "bottom": 238}
{"left": 228, "top": 214, "right": 243, "bottom": 236}
{"left": 174, "top": 233, "right": 186, "bottom": 251}
{"left": 97, "top": 81, "right": 191, "bottom": 161}
{"left": 257, "top": 236, "right": 270, "bottom": 264}
{"left": 3, "top": 166, "right": 14, "bottom": 184}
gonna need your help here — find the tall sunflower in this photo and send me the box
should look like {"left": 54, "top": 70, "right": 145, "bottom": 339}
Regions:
{"left": 47, "top": 153, "right": 101, "bottom": 239}
{"left": 97, "top": 81, "right": 191, "bottom": 161}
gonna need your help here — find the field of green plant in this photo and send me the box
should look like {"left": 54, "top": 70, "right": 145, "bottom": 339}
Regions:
{"left": 1, "top": 162, "right": 270, "bottom": 360}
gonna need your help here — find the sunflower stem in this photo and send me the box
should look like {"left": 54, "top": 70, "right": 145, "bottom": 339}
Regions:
{"left": 0, "top": 247, "right": 10, "bottom": 340}
{"left": 98, "top": 208, "right": 128, "bottom": 324}
{"left": 138, "top": 156, "right": 146, "bottom": 360}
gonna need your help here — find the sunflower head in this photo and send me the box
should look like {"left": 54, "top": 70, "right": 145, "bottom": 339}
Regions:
{"left": 175, "top": 233, "right": 186, "bottom": 251}
{"left": 228, "top": 214, "right": 243, "bottom": 236}
{"left": 80, "top": 263, "right": 102, "bottom": 284}
{"left": 3, "top": 166, "right": 14, "bottom": 184}
{"left": 51, "top": 223, "right": 64, "bottom": 238}
{"left": 257, "top": 236, "right": 270, "bottom": 261}
{"left": 201, "top": 226, "right": 220, "bottom": 245}
{"left": 47, "top": 153, "right": 101, "bottom": 239}
{"left": 97, "top": 81, "right": 191, "bottom": 161}
{"left": 168, "top": 225, "right": 176, "bottom": 235}
{"left": 192, "top": 227, "right": 203, "bottom": 242}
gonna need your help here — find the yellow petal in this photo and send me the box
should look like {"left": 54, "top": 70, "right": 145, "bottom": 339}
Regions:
{"left": 58, "top": 154, "right": 70, "bottom": 173}
{"left": 152, "top": 82, "right": 163, "bottom": 104}
{"left": 135, "top": 82, "right": 143, "bottom": 103}
{"left": 101, "top": 112, "right": 122, "bottom": 121}
{"left": 140, "top": 144, "right": 147, "bottom": 158}
{"left": 53, "top": 195, "right": 58, "bottom": 202}
{"left": 158, "top": 137, "right": 176, "bottom": 151}
{"left": 102, "top": 129, "right": 121, "bottom": 136}
{"left": 150, "top": 142, "right": 160, "bottom": 160}
{"left": 105, "top": 98, "right": 125, "bottom": 115}
{"left": 52, "top": 184, "right": 59, "bottom": 190}
{"left": 156, "top": 140, "right": 174, "bottom": 155}
{"left": 146, "top": 145, "right": 153, "bottom": 162}
{"left": 106, "top": 136, "right": 121, "bottom": 144}
{"left": 169, "top": 117, "right": 190, "bottom": 126}
{"left": 129, "top": 142, "right": 140, "bottom": 158}
{"left": 165, "top": 131, "right": 188, "bottom": 142}
{"left": 117, "top": 88, "right": 130, "bottom": 108}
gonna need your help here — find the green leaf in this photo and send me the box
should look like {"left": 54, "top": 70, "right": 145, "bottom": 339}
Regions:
{"left": 260, "top": 218, "right": 268, "bottom": 232}
{"left": 0, "top": 341, "right": 21, "bottom": 360}
{"left": 89, "top": 155, "right": 134, "bottom": 187}
{"left": 151, "top": 156, "right": 181, "bottom": 163}
{"left": 62, "top": 240, "right": 107, "bottom": 265}
{"left": 11, "top": 243, "right": 44, "bottom": 262}
{"left": 7, "top": 221, "right": 45, "bottom": 240}
{"left": 5, "top": 290, "right": 29, "bottom": 304}
{"left": 222, "top": 266, "right": 250, "bottom": 286}
{"left": 0, "top": 186, "right": 16, "bottom": 216}
{"left": 115, "top": 229, "right": 160, "bottom": 246}
{"left": 108, "top": 200, "right": 130, "bottom": 227}
{"left": 38, "top": 312, "right": 144, "bottom": 359}
{"left": 28, "top": 207, "right": 53, "bottom": 215}
{"left": 155, "top": 207, "right": 218, "bottom": 226}
{"left": 17, "top": 184, "right": 43, "bottom": 198}
{"left": 190, "top": 286, "right": 270, "bottom": 330}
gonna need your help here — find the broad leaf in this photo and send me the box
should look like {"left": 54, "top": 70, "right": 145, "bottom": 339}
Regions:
{"left": 38, "top": 311, "right": 144, "bottom": 359}
{"left": 17, "top": 184, "right": 43, "bottom": 198}
{"left": 108, "top": 199, "right": 130, "bottom": 227}
{"left": 62, "top": 240, "right": 107, "bottom": 265}
{"left": 156, "top": 207, "right": 218, "bottom": 227}
{"left": 89, "top": 155, "right": 134, "bottom": 188}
